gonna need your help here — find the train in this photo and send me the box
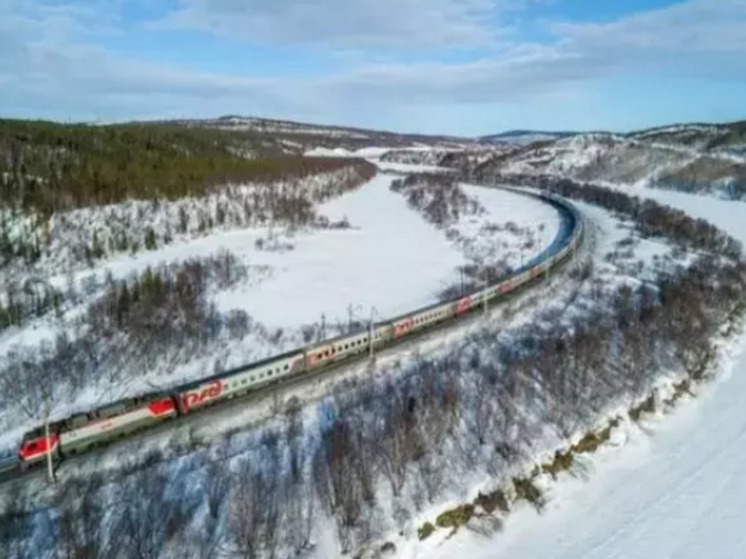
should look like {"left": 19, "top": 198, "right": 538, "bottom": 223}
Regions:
{"left": 15, "top": 187, "right": 584, "bottom": 471}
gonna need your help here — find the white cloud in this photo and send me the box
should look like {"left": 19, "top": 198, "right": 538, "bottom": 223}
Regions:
{"left": 160, "top": 0, "right": 505, "bottom": 49}
{"left": 552, "top": 0, "right": 746, "bottom": 55}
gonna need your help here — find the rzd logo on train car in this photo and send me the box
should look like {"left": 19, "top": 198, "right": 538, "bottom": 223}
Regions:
{"left": 456, "top": 297, "right": 471, "bottom": 314}
{"left": 394, "top": 318, "right": 415, "bottom": 337}
{"left": 181, "top": 380, "right": 223, "bottom": 410}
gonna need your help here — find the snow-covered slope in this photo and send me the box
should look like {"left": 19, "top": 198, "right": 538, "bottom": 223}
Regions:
{"left": 476, "top": 131, "right": 746, "bottom": 199}
{"left": 480, "top": 130, "right": 584, "bottom": 145}
{"left": 413, "top": 188, "right": 746, "bottom": 559}
{"left": 628, "top": 121, "right": 746, "bottom": 156}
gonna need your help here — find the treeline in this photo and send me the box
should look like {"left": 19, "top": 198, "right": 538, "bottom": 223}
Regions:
{"left": 1, "top": 160, "right": 375, "bottom": 273}
{"left": 391, "top": 173, "right": 484, "bottom": 229}
{"left": 0, "top": 118, "right": 374, "bottom": 214}
{"left": 87, "top": 252, "right": 248, "bottom": 345}
{"left": 0, "top": 252, "right": 262, "bottom": 421}
{"left": 0, "top": 249, "right": 251, "bottom": 333}
{"left": 0, "top": 276, "right": 64, "bottom": 330}
{"left": 471, "top": 172, "right": 743, "bottom": 260}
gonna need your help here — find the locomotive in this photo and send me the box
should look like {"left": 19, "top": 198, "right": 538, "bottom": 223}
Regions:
{"left": 17, "top": 188, "right": 583, "bottom": 470}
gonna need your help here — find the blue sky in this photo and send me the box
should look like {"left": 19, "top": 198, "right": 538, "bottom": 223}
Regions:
{"left": 1, "top": 0, "right": 745, "bottom": 135}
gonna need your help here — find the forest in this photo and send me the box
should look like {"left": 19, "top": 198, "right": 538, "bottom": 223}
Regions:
{"left": 0, "top": 119, "right": 371, "bottom": 214}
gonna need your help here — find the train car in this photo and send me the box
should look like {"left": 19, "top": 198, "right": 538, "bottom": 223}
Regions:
{"left": 18, "top": 429, "right": 61, "bottom": 465}
{"left": 410, "top": 300, "right": 456, "bottom": 329}
{"left": 392, "top": 315, "right": 417, "bottom": 339}
{"left": 59, "top": 397, "right": 177, "bottom": 456}
{"left": 18, "top": 393, "right": 178, "bottom": 464}
{"left": 454, "top": 296, "right": 473, "bottom": 315}
{"left": 177, "top": 350, "right": 306, "bottom": 413}
{"left": 304, "top": 323, "right": 394, "bottom": 370}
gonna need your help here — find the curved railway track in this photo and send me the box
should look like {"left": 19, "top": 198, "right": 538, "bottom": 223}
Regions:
{"left": 0, "top": 184, "right": 584, "bottom": 487}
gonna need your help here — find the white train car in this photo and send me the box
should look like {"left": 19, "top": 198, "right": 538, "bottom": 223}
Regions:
{"left": 59, "top": 398, "right": 177, "bottom": 456}
{"left": 176, "top": 351, "right": 307, "bottom": 412}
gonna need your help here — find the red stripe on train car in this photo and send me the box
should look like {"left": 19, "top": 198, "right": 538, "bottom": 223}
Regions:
{"left": 18, "top": 434, "right": 59, "bottom": 461}
{"left": 148, "top": 398, "right": 176, "bottom": 416}
{"left": 456, "top": 297, "right": 471, "bottom": 314}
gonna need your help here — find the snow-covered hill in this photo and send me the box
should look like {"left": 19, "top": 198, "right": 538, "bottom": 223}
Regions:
{"left": 480, "top": 130, "right": 584, "bottom": 145}
{"left": 174, "top": 115, "right": 474, "bottom": 153}
{"left": 475, "top": 130, "right": 746, "bottom": 200}
{"left": 418, "top": 187, "right": 746, "bottom": 559}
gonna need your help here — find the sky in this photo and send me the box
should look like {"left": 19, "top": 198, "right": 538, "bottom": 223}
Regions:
{"left": 1, "top": 0, "right": 745, "bottom": 136}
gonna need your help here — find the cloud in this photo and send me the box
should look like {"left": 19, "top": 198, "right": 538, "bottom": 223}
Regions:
{"left": 552, "top": 0, "right": 746, "bottom": 55}
{"left": 313, "top": 46, "right": 596, "bottom": 106}
{"left": 160, "top": 0, "right": 505, "bottom": 49}
{"left": 546, "top": 0, "right": 746, "bottom": 79}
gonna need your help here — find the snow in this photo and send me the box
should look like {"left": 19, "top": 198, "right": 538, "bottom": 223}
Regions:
{"left": 375, "top": 161, "right": 452, "bottom": 173}
{"left": 400, "top": 188, "right": 746, "bottom": 559}
{"left": 213, "top": 174, "right": 468, "bottom": 328}
{"left": 412, "top": 331, "right": 746, "bottom": 559}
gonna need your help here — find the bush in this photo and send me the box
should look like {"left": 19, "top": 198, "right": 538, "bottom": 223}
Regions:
{"left": 435, "top": 504, "right": 475, "bottom": 529}
{"left": 417, "top": 522, "right": 435, "bottom": 540}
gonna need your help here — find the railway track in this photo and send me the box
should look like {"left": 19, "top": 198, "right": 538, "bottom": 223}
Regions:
{"left": 0, "top": 184, "right": 584, "bottom": 488}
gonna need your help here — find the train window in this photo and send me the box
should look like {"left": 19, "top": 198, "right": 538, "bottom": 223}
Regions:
{"left": 284, "top": 364, "right": 289, "bottom": 370}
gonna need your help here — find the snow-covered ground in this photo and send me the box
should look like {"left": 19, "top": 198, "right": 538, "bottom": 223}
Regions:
{"left": 212, "top": 178, "right": 557, "bottom": 328}
{"left": 405, "top": 188, "right": 746, "bottom": 559}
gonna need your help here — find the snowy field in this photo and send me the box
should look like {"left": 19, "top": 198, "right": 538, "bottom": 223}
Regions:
{"left": 0, "top": 174, "right": 560, "bottom": 454}
{"left": 407, "top": 189, "right": 746, "bottom": 559}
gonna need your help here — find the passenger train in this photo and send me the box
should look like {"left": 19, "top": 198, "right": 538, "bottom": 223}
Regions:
{"left": 16, "top": 187, "right": 583, "bottom": 470}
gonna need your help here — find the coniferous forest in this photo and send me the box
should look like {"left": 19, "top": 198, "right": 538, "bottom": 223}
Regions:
{"left": 0, "top": 119, "right": 367, "bottom": 215}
